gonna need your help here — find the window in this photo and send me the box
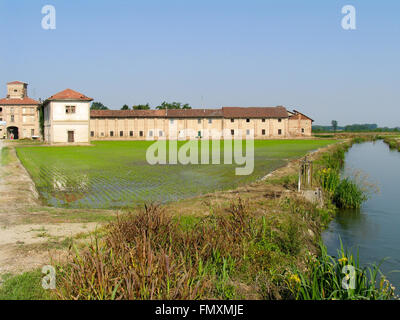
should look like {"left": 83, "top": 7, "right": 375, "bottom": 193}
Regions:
{"left": 101, "top": 132, "right": 104, "bottom": 137}
{"left": 0, "top": 107, "right": 2, "bottom": 112}
{"left": 11, "top": 115, "right": 14, "bottom": 122}
{"left": 208, "top": 119, "right": 212, "bottom": 124}
{"left": 231, "top": 129, "right": 234, "bottom": 136}
{"left": 10, "top": 107, "right": 14, "bottom": 113}
{"left": 120, "top": 131, "right": 124, "bottom": 137}
{"left": 159, "top": 131, "right": 163, "bottom": 137}
{"left": 170, "top": 119, "right": 175, "bottom": 125}
{"left": 278, "top": 129, "right": 282, "bottom": 135}
{"left": 66, "top": 106, "right": 76, "bottom": 114}
{"left": 278, "top": 118, "right": 282, "bottom": 123}
{"left": 110, "top": 131, "right": 114, "bottom": 137}
{"left": 139, "top": 131, "right": 144, "bottom": 137}
{"left": 130, "top": 131, "right": 134, "bottom": 137}
{"left": 246, "top": 129, "right": 250, "bottom": 135}
{"left": 262, "top": 119, "right": 266, "bottom": 123}
{"left": 246, "top": 119, "right": 250, "bottom": 123}
{"left": 91, "top": 131, "right": 94, "bottom": 137}
{"left": 301, "top": 128, "right": 305, "bottom": 133}
{"left": 262, "top": 129, "right": 266, "bottom": 135}
{"left": 231, "top": 119, "right": 234, "bottom": 123}
{"left": 198, "top": 119, "right": 202, "bottom": 124}
{"left": 149, "top": 130, "right": 153, "bottom": 137}
{"left": 31, "top": 129, "right": 35, "bottom": 136}
{"left": 198, "top": 131, "right": 201, "bottom": 137}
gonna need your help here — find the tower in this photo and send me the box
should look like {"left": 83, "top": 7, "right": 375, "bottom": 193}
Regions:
{"left": 7, "top": 81, "right": 28, "bottom": 99}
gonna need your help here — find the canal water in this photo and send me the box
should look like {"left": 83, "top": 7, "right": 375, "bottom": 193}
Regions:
{"left": 323, "top": 140, "right": 400, "bottom": 291}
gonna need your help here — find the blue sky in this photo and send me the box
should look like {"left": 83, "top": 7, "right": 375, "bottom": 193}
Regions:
{"left": 0, "top": 0, "right": 399, "bottom": 126}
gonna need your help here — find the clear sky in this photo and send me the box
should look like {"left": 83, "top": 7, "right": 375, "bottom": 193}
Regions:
{"left": 0, "top": 0, "right": 399, "bottom": 126}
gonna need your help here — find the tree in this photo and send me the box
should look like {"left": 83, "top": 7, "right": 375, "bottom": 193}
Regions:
{"left": 121, "top": 104, "right": 130, "bottom": 110}
{"left": 132, "top": 104, "right": 150, "bottom": 110}
{"left": 156, "top": 102, "right": 192, "bottom": 110}
{"left": 91, "top": 102, "right": 109, "bottom": 110}
{"left": 331, "top": 120, "right": 338, "bottom": 132}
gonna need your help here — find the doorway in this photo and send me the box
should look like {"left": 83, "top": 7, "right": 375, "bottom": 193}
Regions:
{"left": 7, "top": 126, "right": 19, "bottom": 139}
{"left": 68, "top": 131, "right": 75, "bottom": 143}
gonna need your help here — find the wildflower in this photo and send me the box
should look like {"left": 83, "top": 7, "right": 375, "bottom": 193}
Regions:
{"left": 289, "top": 274, "right": 301, "bottom": 284}
{"left": 338, "top": 256, "right": 348, "bottom": 264}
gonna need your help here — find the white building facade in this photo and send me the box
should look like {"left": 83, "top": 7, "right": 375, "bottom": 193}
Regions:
{"left": 43, "top": 89, "right": 93, "bottom": 144}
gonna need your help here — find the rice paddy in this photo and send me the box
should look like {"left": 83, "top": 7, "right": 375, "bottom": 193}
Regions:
{"left": 16, "top": 140, "right": 335, "bottom": 209}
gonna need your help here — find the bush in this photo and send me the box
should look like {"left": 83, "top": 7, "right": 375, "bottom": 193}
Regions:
{"left": 333, "top": 178, "right": 367, "bottom": 209}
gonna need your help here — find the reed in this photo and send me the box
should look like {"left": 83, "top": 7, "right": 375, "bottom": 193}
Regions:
{"left": 288, "top": 242, "right": 396, "bottom": 300}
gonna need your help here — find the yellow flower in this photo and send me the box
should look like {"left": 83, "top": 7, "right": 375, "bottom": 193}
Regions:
{"left": 338, "top": 256, "right": 348, "bottom": 264}
{"left": 289, "top": 274, "right": 301, "bottom": 284}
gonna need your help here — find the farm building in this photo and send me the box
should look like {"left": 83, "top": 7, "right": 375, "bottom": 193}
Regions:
{"left": 1, "top": 82, "right": 313, "bottom": 143}
{"left": 0, "top": 81, "right": 40, "bottom": 140}
{"left": 42, "top": 89, "right": 93, "bottom": 144}
{"left": 90, "top": 107, "right": 313, "bottom": 140}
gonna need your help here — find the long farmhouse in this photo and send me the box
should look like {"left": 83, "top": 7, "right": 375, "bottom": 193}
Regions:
{"left": 0, "top": 82, "right": 313, "bottom": 144}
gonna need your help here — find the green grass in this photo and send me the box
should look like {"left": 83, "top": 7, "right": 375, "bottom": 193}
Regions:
{"left": 0, "top": 270, "right": 53, "bottom": 300}
{"left": 16, "top": 139, "right": 336, "bottom": 209}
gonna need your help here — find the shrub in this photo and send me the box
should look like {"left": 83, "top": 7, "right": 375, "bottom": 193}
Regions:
{"left": 318, "top": 168, "right": 340, "bottom": 195}
{"left": 333, "top": 178, "right": 367, "bottom": 209}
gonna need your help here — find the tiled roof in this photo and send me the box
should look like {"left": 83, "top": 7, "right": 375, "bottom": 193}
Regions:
{"left": 166, "top": 109, "right": 222, "bottom": 118}
{"left": 290, "top": 110, "right": 314, "bottom": 122}
{"left": 47, "top": 89, "right": 93, "bottom": 101}
{"left": 91, "top": 109, "right": 167, "bottom": 118}
{"left": 0, "top": 97, "right": 40, "bottom": 105}
{"left": 7, "top": 81, "right": 26, "bottom": 85}
{"left": 222, "top": 106, "right": 289, "bottom": 118}
{"left": 90, "top": 106, "right": 293, "bottom": 119}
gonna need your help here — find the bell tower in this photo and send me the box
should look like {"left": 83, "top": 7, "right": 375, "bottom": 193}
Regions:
{"left": 7, "top": 81, "right": 28, "bottom": 99}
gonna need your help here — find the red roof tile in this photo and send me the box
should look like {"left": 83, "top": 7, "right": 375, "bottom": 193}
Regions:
{"left": 90, "top": 109, "right": 167, "bottom": 118}
{"left": 222, "top": 106, "right": 289, "bottom": 118}
{"left": 166, "top": 109, "right": 222, "bottom": 118}
{"left": 47, "top": 89, "right": 93, "bottom": 101}
{"left": 7, "top": 81, "right": 26, "bottom": 85}
{"left": 0, "top": 97, "right": 40, "bottom": 105}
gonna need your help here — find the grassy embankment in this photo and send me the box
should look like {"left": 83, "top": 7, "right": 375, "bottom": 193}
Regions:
{"left": 2, "top": 137, "right": 395, "bottom": 300}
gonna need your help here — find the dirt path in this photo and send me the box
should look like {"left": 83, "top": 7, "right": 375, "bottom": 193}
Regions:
{"left": 0, "top": 141, "right": 104, "bottom": 275}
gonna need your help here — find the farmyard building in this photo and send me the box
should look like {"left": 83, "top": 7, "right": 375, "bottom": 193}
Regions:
{"left": 1, "top": 82, "right": 313, "bottom": 144}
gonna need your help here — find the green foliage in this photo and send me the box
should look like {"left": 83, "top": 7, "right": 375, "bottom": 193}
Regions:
{"left": 0, "top": 270, "right": 53, "bottom": 300}
{"left": 289, "top": 242, "right": 395, "bottom": 300}
{"left": 91, "top": 102, "right": 108, "bottom": 110}
{"left": 132, "top": 104, "right": 150, "bottom": 110}
{"left": 333, "top": 178, "right": 367, "bottom": 209}
{"left": 156, "top": 102, "right": 191, "bottom": 110}
{"left": 317, "top": 168, "right": 340, "bottom": 195}
{"left": 121, "top": 104, "right": 130, "bottom": 110}
{"left": 331, "top": 120, "right": 338, "bottom": 132}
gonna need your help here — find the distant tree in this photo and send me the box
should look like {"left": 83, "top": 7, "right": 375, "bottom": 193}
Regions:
{"left": 156, "top": 102, "right": 192, "bottom": 110}
{"left": 121, "top": 104, "right": 130, "bottom": 110}
{"left": 91, "top": 102, "right": 109, "bottom": 110}
{"left": 331, "top": 120, "right": 338, "bottom": 132}
{"left": 132, "top": 104, "right": 150, "bottom": 110}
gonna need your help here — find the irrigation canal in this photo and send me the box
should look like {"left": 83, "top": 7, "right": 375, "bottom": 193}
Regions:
{"left": 323, "top": 140, "right": 400, "bottom": 292}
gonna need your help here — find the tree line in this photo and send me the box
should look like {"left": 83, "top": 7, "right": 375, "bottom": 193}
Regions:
{"left": 91, "top": 102, "right": 192, "bottom": 111}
